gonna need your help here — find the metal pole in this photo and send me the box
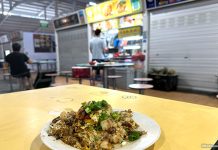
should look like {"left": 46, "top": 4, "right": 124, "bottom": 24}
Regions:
{"left": 147, "top": 11, "right": 151, "bottom": 75}
{"left": 1, "top": 44, "right": 4, "bottom": 59}
{"left": 72, "top": 0, "right": 76, "bottom": 12}
{"left": 9, "top": 0, "right": 12, "bottom": 10}
{"left": 55, "top": 0, "right": 58, "bottom": 17}
{"left": 1, "top": 0, "right": 4, "bottom": 14}
{"left": 44, "top": 6, "right": 47, "bottom": 20}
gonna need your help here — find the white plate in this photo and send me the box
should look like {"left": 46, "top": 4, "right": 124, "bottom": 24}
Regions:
{"left": 40, "top": 111, "right": 161, "bottom": 150}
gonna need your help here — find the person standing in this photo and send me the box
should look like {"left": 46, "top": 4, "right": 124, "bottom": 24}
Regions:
{"left": 5, "top": 43, "right": 33, "bottom": 90}
{"left": 90, "top": 29, "right": 108, "bottom": 85}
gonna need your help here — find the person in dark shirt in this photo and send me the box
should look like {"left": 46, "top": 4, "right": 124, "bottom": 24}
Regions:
{"left": 5, "top": 43, "right": 33, "bottom": 89}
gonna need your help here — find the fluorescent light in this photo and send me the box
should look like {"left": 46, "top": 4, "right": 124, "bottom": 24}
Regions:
{"left": 89, "top": 2, "right": 96, "bottom": 6}
{"left": 122, "top": 36, "right": 143, "bottom": 41}
{"left": 5, "top": 50, "right": 11, "bottom": 56}
{"left": 0, "top": 11, "right": 12, "bottom": 16}
{"left": 108, "top": 29, "right": 118, "bottom": 34}
{"left": 123, "top": 45, "right": 141, "bottom": 50}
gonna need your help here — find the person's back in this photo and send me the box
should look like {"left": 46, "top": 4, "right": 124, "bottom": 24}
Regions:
{"left": 90, "top": 29, "right": 107, "bottom": 61}
{"left": 90, "top": 37, "right": 106, "bottom": 60}
{"left": 89, "top": 29, "right": 108, "bottom": 86}
{"left": 6, "top": 52, "right": 29, "bottom": 76}
{"left": 5, "top": 43, "right": 32, "bottom": 78}
{"left": 5, "top": 43, "right": 33, "bottom": 90}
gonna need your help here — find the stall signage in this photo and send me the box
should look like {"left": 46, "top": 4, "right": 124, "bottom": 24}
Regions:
{"left": 54, "top": 13, "right": 79, "bottom": 29}
{"left": 10, "top": 32, "right": 23, "bottom": 42}
{"left": 146, "top": 0, "right": 189, "bottom": 9}
{"left": 40, "top": 20, "right": 49, "bottom": 28}
{"left": 118, "top": 26, "right": 141, "bottom": 38}
{"left": 53, "top": 10, "right": 87, "bottom": 31}
{"left": 0, "top": 35, "right": 10, "bottom": 44}
{"left": 146, "top": 0, "right": 156, "bottom": 8}
{"left": 93, "top": 19, "right": 119, "bottom": 32}
{"left": 119, "top": 13, "right": 143, "bottom": 28}
{"left": 86, "top": 0, "right": 142, "bottom": 23}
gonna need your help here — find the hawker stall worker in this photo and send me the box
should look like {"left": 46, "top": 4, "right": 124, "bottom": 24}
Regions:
{"left": 5, "top": 43, "right": 33, "bottom": 90}
{"left": 90, "top": 29, "right": 108, "bottom": 86}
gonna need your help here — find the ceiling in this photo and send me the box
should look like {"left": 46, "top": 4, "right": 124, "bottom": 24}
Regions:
{"left": 0, "top": 0, "right": 105, "bottom": 35}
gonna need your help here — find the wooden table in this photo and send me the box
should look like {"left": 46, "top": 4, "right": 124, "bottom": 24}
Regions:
{"left": 0, "top": 84, "right": 218, "bottom": 150}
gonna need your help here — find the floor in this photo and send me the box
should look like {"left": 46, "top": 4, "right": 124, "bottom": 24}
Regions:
{"left": 0, "top": 74, "right": 218, "bottom": 108}
{"left": 55, "top": 76, "right": 218, "bottom": 108}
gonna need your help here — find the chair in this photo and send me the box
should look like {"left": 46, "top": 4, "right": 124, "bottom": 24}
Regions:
{"left": 2, "top": 62, "right": 9, "bottom": 80}
{"left": 45, "top": 73, "right": 58, "bottom": 85}
{"left": 107, "top": 75, "right": 122, "bottom": 89}
{"left": 13, "top": 72, "right": 34, "bottom": 91}
{"left": 72, "top": 67, "right": 91, "bottom": 84}
{"left": 4, "top": 73, "right": 33, "bottom": 91}
{"left": 129, "top": 84, "right": 153, "bottom": 94}
{"left": 3, "top": 73, "right": 13, "bottom": 91}
{"left": 60, "top": 71, "right": 72, "bottom": 83}
{"left": 33, "top": 71, "right": 54, "bottom": 89}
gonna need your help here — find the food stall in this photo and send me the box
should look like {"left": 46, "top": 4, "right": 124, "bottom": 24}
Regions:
{"left": 85, "top": 0, "right": 146, "bottom": 89}
{"left": 86, "top": 0, "right": 144, "bottom": 62}
{"left": 53, "top": 9, "right": 88, "bottom": 73}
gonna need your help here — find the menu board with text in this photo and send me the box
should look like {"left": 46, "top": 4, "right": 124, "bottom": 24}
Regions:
{"left": 118, "top": 26, "right": 142, "bottom": 38}
{"left": 93, "top": 19, "right": 119, "bottom": 32}
{"left": 33, "top": 34, "right": 55, "bottom": 53}
{"left": 86, "top": 0, "right": 142, "bottom": 23}
{"left": 119, "top": 13, "right": 143, "bottom": 28}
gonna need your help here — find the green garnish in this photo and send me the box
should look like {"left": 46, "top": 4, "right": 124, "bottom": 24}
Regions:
{"left": 111, "top": 112, "right": 120, "bottom": 121}
{"left": 81, "top": 102, "right": 86, "bottom": 107}
{"left": 83, "top": 100, "right": 108, "bottom": 114}
{"left": 99, "top": 112, "right": 110, "bottom": 122}
{"left": 128, "top": 131, "right": 142, "bottom": 141}
{"left": 94, "top": 124, "right": 102, "bottom": 131}
{"left": 85, "top": 107, "right": 92, "bottom": 114}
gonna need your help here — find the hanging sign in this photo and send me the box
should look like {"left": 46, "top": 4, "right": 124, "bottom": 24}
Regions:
{"left": 0, "top": 35, "right": 10, "bottom": 44}
{"left": 119, "top": 13, "right": 143, "bottom": 28}
{"left": 40, "top": 20, "right": 49, "bottom": 28}
{"left": 93, "top": 19, "right": 119, "bottom": 32}
{"left": 118, "top": 26, "right": 142, "bottom": 38}
{"left": 86, "top": 0, "right": 142, "bottom": 23}
{"left": 146, "top": 0, "right": 189, "bottom": 9}
{"left": 53, "top": 10, "right": 87, "bottom": 31}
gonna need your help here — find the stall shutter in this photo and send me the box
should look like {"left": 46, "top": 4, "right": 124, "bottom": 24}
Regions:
{"left": 57, "top": 25, "right": 88, "bottom": 72}
{"left": 149, "top": 1, "right": 218, "bottom": 92}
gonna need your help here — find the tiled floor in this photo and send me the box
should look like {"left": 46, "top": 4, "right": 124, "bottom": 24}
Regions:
{"left": 0, "top": 74, "right": 217, "bottom": 108}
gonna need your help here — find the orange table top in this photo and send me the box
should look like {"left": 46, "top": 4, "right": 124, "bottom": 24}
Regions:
{"left": 0, "top": 84, "right": 217, "bottom": 150}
